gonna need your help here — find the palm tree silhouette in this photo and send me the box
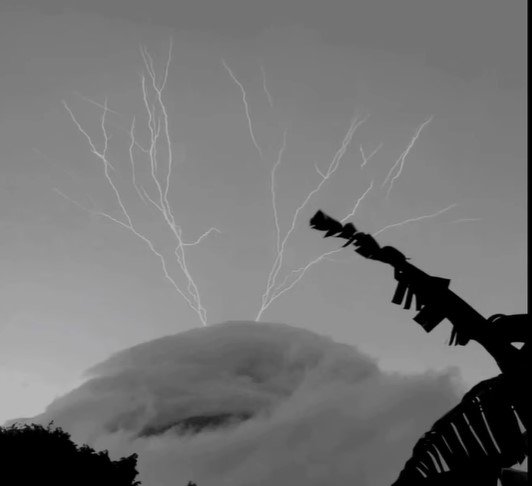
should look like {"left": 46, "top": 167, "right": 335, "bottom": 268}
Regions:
{"left": 310, "top": 210, "right": 529, "bottom": 485}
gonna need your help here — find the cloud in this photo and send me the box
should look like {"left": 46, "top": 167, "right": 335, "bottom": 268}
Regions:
{"left": 11, "top": 320, "right": 463, "bottom": 486}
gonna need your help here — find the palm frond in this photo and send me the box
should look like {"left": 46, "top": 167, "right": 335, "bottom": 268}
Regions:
{"left": 392, "top": 374, "right": 527, "bottom": 485}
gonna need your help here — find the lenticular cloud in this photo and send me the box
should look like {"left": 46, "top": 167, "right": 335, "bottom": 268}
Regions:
{"left": 15, "top": 321, "right": 462, "bottom": 486}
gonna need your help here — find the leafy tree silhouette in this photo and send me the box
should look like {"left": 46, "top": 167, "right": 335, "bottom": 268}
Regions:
{"left": 0, "top": 421, "right": 141, "bottom": 485}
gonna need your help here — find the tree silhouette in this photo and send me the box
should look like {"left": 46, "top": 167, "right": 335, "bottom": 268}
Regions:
{"left": 0, "top": 421, "right": 141, "bottom": 485}
{"left": 310, "top": 210, "right": 529, "bottom": 485}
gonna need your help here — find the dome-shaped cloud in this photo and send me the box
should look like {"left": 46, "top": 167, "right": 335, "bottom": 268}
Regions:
{"left": 14, "top": 321, "right": 462, "bottom": 486}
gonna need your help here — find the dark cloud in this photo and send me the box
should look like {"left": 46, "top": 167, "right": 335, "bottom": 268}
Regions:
{"left": 12, "top": 320, "right": 463, "bottom": 485}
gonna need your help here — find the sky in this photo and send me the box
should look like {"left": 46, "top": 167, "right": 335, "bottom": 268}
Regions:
{"left": 0, "top": 0, "right": 527, "bottom": 431}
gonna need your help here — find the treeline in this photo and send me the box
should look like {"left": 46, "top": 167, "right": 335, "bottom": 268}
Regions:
{"left": 0, "top": 421, "right": 199, "bottom": 485}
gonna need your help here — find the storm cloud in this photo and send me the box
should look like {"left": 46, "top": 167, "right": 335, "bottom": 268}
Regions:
{"left": 12, "top": 320, "right": 463, "bottom": 486}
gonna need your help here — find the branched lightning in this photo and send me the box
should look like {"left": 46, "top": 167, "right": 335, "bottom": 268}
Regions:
{"left": 128, "top": 116, "right": 148, "bottom": 205}
{"left": 59, "top": 50, "right": 476, "bottom": 327}
{"left": 255, "top": 112, "right": 370, "bottom": 321}
{"left": 373, "top": 203, "right": 458, "bottom": 237}
{"left": 60, "top": 40, "right": 218, "bottom": 326}
{"left": 381, "top": 116, "right": 433, "bottom": 199}
{"left": 72, "top": 91, "right": 124, "bottom": 118}
{"left": 139, "top": 39, "right": 174, "bottom": 206}
{"left": 183, "top": 227, "right": 222, "bottom": 246}
{"left": 314, "top": 163, "right": 326, "bottom": 179}
{"left": 218, "top": 63, "right": 372, "bottom": 320}
{"left": 71, "top": 92, "right": 150, "bottom": 155}
{"left": 263, "top": 243, "right": 353, "bottom": 309}
{"left": 342, "top": 180, "right": 374, "bottom": 222}
{"left": 256, "top": 179, "right": 376, "bottom": 319}
{"left": 360, "top": 142, "right": 383, "bottom": 168}
{"left": 197, "top": 60, "right": 466, "bottom": 321}
{"left": 263, "top": 201, "right": 460, "bottom": 309}
{"left": 252, "top": 108, "right": 465, "bottom": 319}
{"left": 221, "top": 58, "right": 265, "bottom": 160}
{"left": 53, "top": 187, "right": 207, "bottom": 317}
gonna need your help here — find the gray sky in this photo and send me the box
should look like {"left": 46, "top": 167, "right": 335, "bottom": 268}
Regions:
{"left": 0, "top": 0, "right": 526, "bottom": 423}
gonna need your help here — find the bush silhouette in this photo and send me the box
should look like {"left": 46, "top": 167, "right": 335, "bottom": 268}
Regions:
{"left": 0, "top": 421, "right": 141, "bottom": 485}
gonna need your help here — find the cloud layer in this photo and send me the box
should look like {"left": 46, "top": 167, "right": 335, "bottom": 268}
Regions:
{"left": 14, "top": 321, "right": 463, "bottom": 486}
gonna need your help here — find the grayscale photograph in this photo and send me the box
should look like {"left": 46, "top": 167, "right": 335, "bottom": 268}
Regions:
{"left": 0, "top": 1, "right": 527, "bottom": 485}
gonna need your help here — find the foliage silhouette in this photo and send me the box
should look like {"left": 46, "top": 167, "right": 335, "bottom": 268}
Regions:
{"left": 0, "top": 421, "right": 141, "bottom": 485}
{"left": 310, "top": 210, "right": 529, "bottom": 485}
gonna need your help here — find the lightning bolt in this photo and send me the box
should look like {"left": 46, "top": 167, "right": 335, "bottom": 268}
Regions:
{"left": 69, "top": 92, "right": 150, "bottom": 156}
{"left": 216, "top": 60, "right": 410, "bottom": 321}
{"left": 446, "top": 218, "right": 482, "bottom": 224}
{"left": 255, "top": 112, "right": 370, "bottom": 321}
{"left": 53, "top": 187, "right": 209, "bottom": 320}
{"left": 381, "top": 116, "right": 433, "bottom": 200}
{"left": 128, "top": 117, "right": 148, "bottom": 205}
{"left": 373, "top": 203, "right": 458, "bottom": 236}
{"left": 314, "top": 162, "right": 326, "bottom": 179}
{"left": 221, "top": 64, "right": 468, "bottom": 321}
{"left": 271, "top": 129, "right": 289, "bottom": 255}
{"left": 259, "top": 61, "right": 274, "bottom": 109}
{"left": 221, "top": 58, "right": 265, "bottom": 160}
{"left": 256, "top": 110, "right": 470, "bottom": 317}
{"left": 263, "top": 247, "right": 343, "bottom": 308}
{"left": 60, "top": 41, "right": 218, "bottom": 326}
{"left": 342, "top": 180, "right": 375, "bottom": 222}
{"left": 256, "top": 179, "right": 375, "bottom": 318}
{"left": 71, "top": 91, "right": 125, "bottom": 118}
{"left": 360, "top": 142, "right": 383, "bottom": 168}
{"left": 59, "top": 48, "right": 476, "bottom": 327}
{"left": 139, "top": 39, "right": 174, "bottom": 208}
{"left": 261, "top": 201, "right": 460, "bottom": 314}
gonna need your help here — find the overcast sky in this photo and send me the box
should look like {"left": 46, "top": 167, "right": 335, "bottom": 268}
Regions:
{"left": 0, "top": 0, "right": 526, "bottom": 424}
